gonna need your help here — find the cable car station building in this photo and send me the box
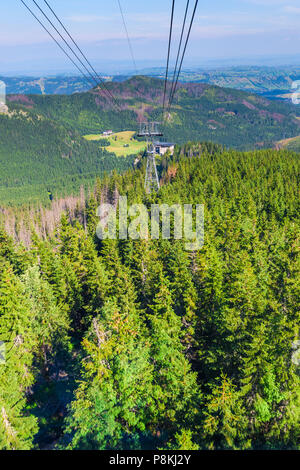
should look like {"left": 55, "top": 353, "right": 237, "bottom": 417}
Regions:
{"left": 154, "top": 142, "right": 175, "bottom": 156}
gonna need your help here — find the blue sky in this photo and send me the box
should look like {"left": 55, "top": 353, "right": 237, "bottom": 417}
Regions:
{"left": 2, "top": 0, "right": 300, "bottom": 74}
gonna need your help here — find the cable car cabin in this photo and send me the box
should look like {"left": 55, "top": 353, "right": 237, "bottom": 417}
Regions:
{"left": 154, "top": 142, "right": 175, "bottom": 156}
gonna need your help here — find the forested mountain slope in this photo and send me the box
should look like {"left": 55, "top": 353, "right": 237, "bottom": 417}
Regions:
{"left": 0, "top": 144, "right": 299, "bottom": 450}
{"left": 1, "top": 76, "right": 300, "bottom": 205}
{"left": 25, "top": 76, "right": 300, "bottom": 146}
{"left": 0, "top": 107, "right": 134, "bottom": 205}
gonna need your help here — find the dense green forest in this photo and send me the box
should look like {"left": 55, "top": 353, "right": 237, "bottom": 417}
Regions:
{"left": 0, "top": 108, "right": 134, "bottom": 206}
{"left": 1, "top": 76, "right": 300, "bottom": 205}
{"left": 0, "top": 143, "right": 299, "bottom": 450}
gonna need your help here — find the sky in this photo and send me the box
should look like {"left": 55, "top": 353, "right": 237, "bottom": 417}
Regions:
{"left": 1, "top": 0, "right": 300, "bottom": 74}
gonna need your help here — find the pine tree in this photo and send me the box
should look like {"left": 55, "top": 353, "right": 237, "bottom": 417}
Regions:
{"left": 146, "top": 269, "right": 200, "bottom": 440}
{"left": 201, "top": 375, "right": 250, "bottom": 450}
{"left": 159, "top": 241, "right": 198, "bottom": 350}
{"left": 0, "top": 260, "right": 38, "bottom": 449}
{"left": 21, "top": 265, "right": 70, "bottom": 372}
{"left": 65, "top": 298, "right": 153, "bottom": 450}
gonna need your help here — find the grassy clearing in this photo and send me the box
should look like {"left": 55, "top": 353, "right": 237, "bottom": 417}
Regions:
{"left": 83, "top": 131, "right": 146, "bottom": 157}
{"left": 276, "top": 135, "right": 300, "bottom": 152}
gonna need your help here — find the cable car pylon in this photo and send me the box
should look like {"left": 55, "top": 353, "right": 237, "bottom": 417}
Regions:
{"left": 137, "top": 122, "right": 162, "bottom": 193}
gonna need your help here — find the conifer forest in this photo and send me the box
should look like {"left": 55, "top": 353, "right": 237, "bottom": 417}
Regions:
{"left": 1, "top": 0, "right": 300, "bottom": 456}
{"left": 0, "top": 144, "right": 299, "bottom": 450}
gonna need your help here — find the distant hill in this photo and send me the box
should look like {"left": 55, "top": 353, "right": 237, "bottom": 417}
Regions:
{"left": 1, "top": 76, "right": 300, "bottom": 205}
{"left": 153, "top": 66, "right": 300, "bottom": 101}
{"left": 0, "top": 76, "right": 92, "bottom": 95}
{"left": 2, "top": 66, "right": 300, "bottom": 99}
{"left": 18, "top": 76, "right": 300, "bottom": 148}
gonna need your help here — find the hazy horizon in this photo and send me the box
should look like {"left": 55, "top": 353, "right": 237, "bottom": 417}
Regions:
{"left": 2, "top": 1, "right": 300, "bottom": 76}
{"left": 2, "top": 54, "right": 300, "bottom": 77}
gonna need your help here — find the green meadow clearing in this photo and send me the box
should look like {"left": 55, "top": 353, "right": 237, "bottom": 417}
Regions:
{"left": 83, "top": 131, "right": 146, "bottom": 157}
{"left": 277, "top": 134, "right": 300, "bottom": 152}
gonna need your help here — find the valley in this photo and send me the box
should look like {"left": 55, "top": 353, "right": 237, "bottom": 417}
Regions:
{"left": 1, "top": 76, "right": 300, "bottom": 205}
{"left": 1, "top": 0, "right": 300, "bottom": 455}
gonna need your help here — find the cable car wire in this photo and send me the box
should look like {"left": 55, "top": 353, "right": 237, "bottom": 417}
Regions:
{"left": 25, "top": 0, "right": 120, "bottom": 109}
{"left": 167, "top": 0, "right": 190, "bottom": 114}
{"left": 20, "top": 0, "right": 97, "bottom": 91}
{"left": 117, "top": 0, "right": 138, "bottom": 75}
{"left": 21, "top": 1, "right": 198, "bottom": 125}
{"left": 168, "top": 0, "right": 199, "bottom": 110}
{"left": 31, "top": 0, "right": 115, "bottom": 105}
{"left": 162, "top": 0, "right": 175, "bottom": 119}
{"left": 43, "top": 0, "right": 120, "bottom": 108}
